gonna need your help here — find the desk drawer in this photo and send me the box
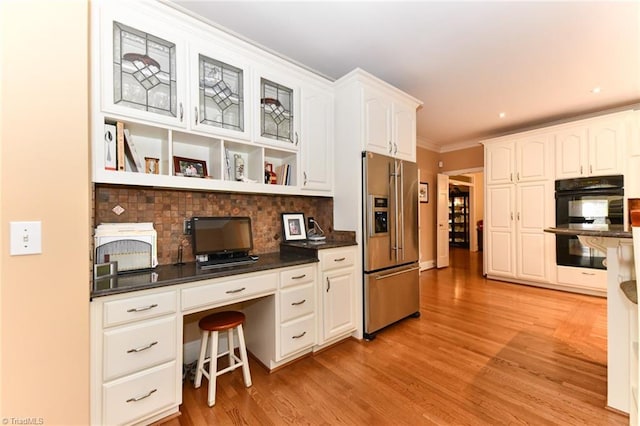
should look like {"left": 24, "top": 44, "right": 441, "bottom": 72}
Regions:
{"left": 280, "top": 265, "right": 315, "bottom": 289}
{"left": 280, "top": 314, "right": 315, "bottom": 359}
{"left": 320, "top": 248, "right": 355, "bottom": 272}
{"left": 280, "top": 283, "right": 314, "bottom": 323}
{"left": 103, "top": 361, "right": 177, "bottom": 426}
{"left": 103, "top": 316, "right": 177, "bottom": 382}
{"left": 104, "top": 291, "right": 177, "bottom": 328}
{"left": 182, "top": 273, "right": 277, "bottom": 311}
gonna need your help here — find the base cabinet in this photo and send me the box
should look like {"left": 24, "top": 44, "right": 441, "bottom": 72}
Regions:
{"left": 317, "top": 247, "right": 357, "bottom": 347}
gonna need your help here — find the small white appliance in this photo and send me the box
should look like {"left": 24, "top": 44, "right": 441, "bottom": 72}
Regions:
{"left": 94, "top": 222, "right": 158, "bottom": 272}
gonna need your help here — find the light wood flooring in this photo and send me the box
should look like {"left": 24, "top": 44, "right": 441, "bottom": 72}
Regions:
{"left": 160, "top": 248, "right": 627, "bottom": 425}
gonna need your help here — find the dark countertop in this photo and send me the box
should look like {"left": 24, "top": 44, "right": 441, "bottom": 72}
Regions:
{"left": 620, "top": 280, "right": 637, "bottom": 304}
{"left": 92, "top": 251, "right": 318, "bottom": 299}
{"left": 544, "top": 224, "right": 632, "bottom": 238}
{"left": 279, "top": 239, "right": 358, "bottom": 258}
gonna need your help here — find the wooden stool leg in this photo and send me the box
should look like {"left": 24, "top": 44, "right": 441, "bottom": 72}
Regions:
{"left": 227, "top": 328, "right": 235, "bottom": 367}
{"left": 236, "top": 324, "right": 252, "bottom": 388}
{"left": 207, "top": 330, "right": 219, "bottom": 407}
{"left": 194, "top": 329, "right": 209, "bottom": 388}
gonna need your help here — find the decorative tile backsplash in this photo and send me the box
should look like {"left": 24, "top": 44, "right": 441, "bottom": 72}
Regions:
{"left": 94, "top": 185, "right": 339, "bottom": 265}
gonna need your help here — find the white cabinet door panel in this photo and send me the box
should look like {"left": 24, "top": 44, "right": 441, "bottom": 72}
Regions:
{"left": 485, "top": 142, "right": 514, "bottom": 185}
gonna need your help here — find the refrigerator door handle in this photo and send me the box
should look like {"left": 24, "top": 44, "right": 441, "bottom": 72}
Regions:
{"left": 398, "top": 161, "right": 405, "bottom": 261}
{"left": 389, "top": 161, "right": 398, "bottom": 260}
{"left": 374, "top": 266, "right": 420, "bottom": 280}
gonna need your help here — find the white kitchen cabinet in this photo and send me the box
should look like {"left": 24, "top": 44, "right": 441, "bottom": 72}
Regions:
{"left": 555, "top": 113, "right": 627, "bottom": 179}
{"left": 188, "top": 39, "right": 252, "bottom": 141}
{"left": 253, "top": 68, "right": 301, "bottom": 149}
{"left": 91, "top": 0, "right": 332, "bottom": 196}
{"left": 300, "top": 84, "right": 333, "bottom": 191}
{"left": 362, "top": 85, "right": 418, "bottom": 162}
{"left": 335, "top": 68, "right": 422, "bottom": 163}
{"left": 484, "top": 131, "right": 554, "bottom": 285}
{"left": 627, "top": 110, "right": 640, "bottom": 198}
{"left": 97, "top": 3, "right": 188, "bottom": 129}
{"left": 91, "top": 289, "right": 181, "bottom": 426}
{"left": 485, "top": 133, "right": 554, "bottom": 185}
{"left": 317, "top": 247, "right": 357, "bottom": 346}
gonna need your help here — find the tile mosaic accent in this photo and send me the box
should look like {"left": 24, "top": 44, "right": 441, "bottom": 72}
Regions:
{"left": 94, "top": 185, "right": 338, "bottom": 265}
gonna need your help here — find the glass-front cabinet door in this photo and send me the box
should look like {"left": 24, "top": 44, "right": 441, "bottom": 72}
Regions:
{"left": 190, "top": 42, "right": 251, "bottom": 140}
{"left": 255, "top": 72, "right": 300, "bottom": 149}
{"left": 99, "top": 6, "right": 187, "bottom": 127}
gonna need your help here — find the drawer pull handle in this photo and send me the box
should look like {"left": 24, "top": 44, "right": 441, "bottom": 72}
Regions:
{"left": 127, "top": 304, "right": 158, "bottom": 313}
{"left": 226, "top": 287, "right": 246, "bottom": 294}
{"left": 292, "top": 331, "right": 307, "bottom": 339}
{"left": 291, "top": 299, "right": 306, "bottom": 306}
{"left": 126, "top": 388, "right": 157, "bottom": 403}
{"left": 581, "top": 272, "right": 596, "bottom": 276}
{"left": 292, "top": 274, "right": 307, "bottom": 279}
{"left": 127, "top": 341, "right": 158, "bottom": 353}
{"left": 334, "top": 257, "right": 346, "bottom": 262}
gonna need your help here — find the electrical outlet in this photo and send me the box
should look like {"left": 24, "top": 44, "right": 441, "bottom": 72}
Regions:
{"left": 308, "top": 217, "right": 314, "bottom": 229}
{"left": 183, "top": 219, "right": 192, "bottom": 235}
{"left": 10, "top": 221, "right": 42, "bottom": 255}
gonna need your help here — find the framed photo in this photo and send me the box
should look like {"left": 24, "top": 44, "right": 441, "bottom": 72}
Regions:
{"left": 282, "top": 213, "right": 307, "bottom": 241}
{"left": 144, "top": 157, "right": 159, "bottom": 174}
{"left": 419, "top": 182, "right": 429, "bottom": 203}
{"left": 173, "top": 156, "right": 208, "bottom": 178}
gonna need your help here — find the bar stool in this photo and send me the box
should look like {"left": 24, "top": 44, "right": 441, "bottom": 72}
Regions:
{"left": 194, "top": 311, "right": 252, "bottom": 407}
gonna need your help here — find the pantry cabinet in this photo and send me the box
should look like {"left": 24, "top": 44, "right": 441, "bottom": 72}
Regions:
{"left": 555, "top": 113, "right": 627, "bottom": 179}
{"left": 483, "top": 133, "right": 554, "bottom": 284}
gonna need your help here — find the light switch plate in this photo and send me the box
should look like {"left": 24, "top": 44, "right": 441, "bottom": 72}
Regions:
{"left": 10, "top": 221, "right": 42, "bottom": 255}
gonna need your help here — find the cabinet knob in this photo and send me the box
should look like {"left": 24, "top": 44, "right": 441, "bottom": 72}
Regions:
{"left": 179, "top": 103, "right": 184, "bottom": 122}
{"left": 194, "top": 106, "right": 198, "bottom": 126}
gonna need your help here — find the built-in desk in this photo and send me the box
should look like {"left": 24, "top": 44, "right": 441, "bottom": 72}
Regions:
{"left": 546, "top": 225, "right": 634, "bottom": 414}
{"left": 90, "top": 243, "right": 358, "bottom": 426}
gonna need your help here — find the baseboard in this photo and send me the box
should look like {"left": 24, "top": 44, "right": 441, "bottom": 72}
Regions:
{"left": 420, "top": 260, "right": 435, "bottom": 271}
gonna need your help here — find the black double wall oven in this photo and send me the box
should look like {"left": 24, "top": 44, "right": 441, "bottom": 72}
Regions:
{"left": 555, "top": 175, "right": 624, "bottom": 270}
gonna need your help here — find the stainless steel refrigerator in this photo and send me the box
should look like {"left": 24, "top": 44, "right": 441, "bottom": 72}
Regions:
{"left": 362, "top": 151, "right": 420, "bottom": 340}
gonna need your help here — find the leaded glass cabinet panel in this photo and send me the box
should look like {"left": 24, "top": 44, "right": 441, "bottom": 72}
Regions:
{"left": 113, "top": 21, "right": 177, "bottom": 118}
{"left": 198, "top": 54, "right": 244, "bottom": 132}
{"left": 260, "top": 78, "right": 294, "bottom": 143}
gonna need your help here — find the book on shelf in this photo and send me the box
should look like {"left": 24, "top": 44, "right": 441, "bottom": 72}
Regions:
{"left": 123, "top": 129, "right": 144, "bottom": 172}
{"left": 115, "top": 121, "right": 126, "bottom": 171}
{"left": 276, "top": 163, "right": 291, "bottom": 185}
{"left": 224, "top": 148, "right": 231, "bottom": 181}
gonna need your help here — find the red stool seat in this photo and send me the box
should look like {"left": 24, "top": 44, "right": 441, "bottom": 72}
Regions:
{"left": 199, "top": 311, "right": 245, "bottom": 331}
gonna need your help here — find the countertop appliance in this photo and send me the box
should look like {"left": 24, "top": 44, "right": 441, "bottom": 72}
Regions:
{"left": 362, "top": 151, "right": 420, "bottom": 340}
{"left": 555, "top": 175, "right": 624, "bottom": 269}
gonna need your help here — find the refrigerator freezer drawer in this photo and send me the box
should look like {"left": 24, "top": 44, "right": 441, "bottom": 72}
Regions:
{"left": 364, "top": 264, "right": 420, "bottom": 336}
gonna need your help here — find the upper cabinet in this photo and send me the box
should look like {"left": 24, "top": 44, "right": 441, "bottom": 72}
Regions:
{"left": 335, "top": 69, "right": 422, "bottom": 162}
{"left": 300, "top": 85, "right": 334, "bottom": 192}
{"left": 555, "top": 112, "right": 628, "bottom": 179}
{"left": 485, "top": 134, "right": 554, "bottom": 185}
{"left": 188, "top": 40, "right": 251, "bottom": 141}
{"left": 99, "top": 6, "right": 188, "bottom": 128}
{"left": 91, "top": 0, "right": 333, "bottom": 196}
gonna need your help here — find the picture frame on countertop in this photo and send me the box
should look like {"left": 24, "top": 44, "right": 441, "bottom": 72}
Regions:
{"left": 282, "top": 212, "right": 307, "bottom": 241}
{"left": 173, "top": 156, "right": 208, "bottom": 178}
{"left": 419, "top": 182, "right": 429, "bottom": 203}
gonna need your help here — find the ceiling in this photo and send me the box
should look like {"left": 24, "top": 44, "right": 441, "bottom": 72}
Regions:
{"left": 171, "top": 1, "right": 640, "bottom": 152}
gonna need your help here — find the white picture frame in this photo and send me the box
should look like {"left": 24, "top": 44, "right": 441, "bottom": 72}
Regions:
{"left": 282, "top": 212, "right": 307, "bottom": 241}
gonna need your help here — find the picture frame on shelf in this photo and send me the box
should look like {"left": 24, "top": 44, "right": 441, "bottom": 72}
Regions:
{"left": 419, "top": 182, "right": 429, "bottom": 203}
{"left": 173, "top": 156, "right": 208, "bottom": 178}
{"left": 281, "top": 212, "right": 307, "bottom": 241}
{"left": 104, "top": 123, "right": 117, "bottom": 171}
{"left": 145, "top": 157, "right": 159, "bottom": 174}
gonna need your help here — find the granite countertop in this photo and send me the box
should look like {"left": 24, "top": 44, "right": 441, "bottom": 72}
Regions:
{"left": 92, "top": 251, "right": 318, "bottom": 299}
{"left": 620, "top": 280, "right": 637, "bottom": 304}
{"left": 544, "top": 224, "right": 632, "bottom": 238}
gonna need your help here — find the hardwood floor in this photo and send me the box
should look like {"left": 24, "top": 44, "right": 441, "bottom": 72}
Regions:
{"left": 160, "top": 248, "right": 627, "bottom": 425}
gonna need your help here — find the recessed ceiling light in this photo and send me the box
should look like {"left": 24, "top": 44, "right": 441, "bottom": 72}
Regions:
{"left": 498, "top": 112, "right": 506, "bottom": 118}
{"left": 591, "top": 87, "right": 601, "bottom": 94}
